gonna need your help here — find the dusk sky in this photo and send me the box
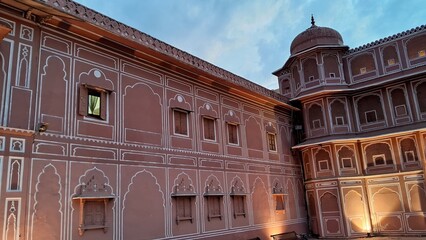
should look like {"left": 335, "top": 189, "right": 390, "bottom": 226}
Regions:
{"left": 74, "top": 0, "right": 425, "bottom": 89}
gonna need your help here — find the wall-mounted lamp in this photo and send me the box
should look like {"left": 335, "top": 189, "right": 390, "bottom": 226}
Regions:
{"left": 37, "top": 122, "right": 48, "bottom": 133}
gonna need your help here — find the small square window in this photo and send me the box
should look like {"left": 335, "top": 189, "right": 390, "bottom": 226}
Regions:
{"left": 227, "top": 123, "right": 239, "bottom": 145}
{"left": 335, "top": 116, "right": 345, "bottom": 126}
{"left": 267, "top": 133, "right": 277, "bottom": 152}
{"left": 359, "top": 67, "right": 367, "bottom": 74}
{"left": 394, "top": 105, "right": 407, "bottom": 117}
{"left": 312, "top": 119, "right": 321, "bottom": 129}
{"left": 387, "top": 58, "right": 396, "bottom": 66}
{"left": 329, "top": 73, "right": 336, "bottom": 78}
{"left": 365, "top": 110, "right": 377, "bottom": 123}
{"left": 418, "top": 50, "right": 426, "bottom": 58}
{"left": 174, "top": 110, "right": 189, "bottom": 136}
{"left": 373, "top": 154, "right": 386, "bottom": 166}
{"left": 318, "top": 160, "right": 329, "bottom": 171}
{"left": 341, "top": 158, "right": 353, "bottom": 168}
{"left": 308, "top": 76, "right": 315, "bottom": 81}
{"left": 203, "top": 117, "right": 216, "bottom": 141}
{"left": 404, "top": 150, "right": 416, "bottom": 162}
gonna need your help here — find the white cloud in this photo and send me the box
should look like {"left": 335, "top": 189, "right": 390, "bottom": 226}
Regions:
{"left": 73, "top": 0, "right": 426, "bottom": 90}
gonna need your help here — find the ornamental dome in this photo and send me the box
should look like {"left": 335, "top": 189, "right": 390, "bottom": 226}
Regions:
{"left": 290, "top": 16, "right": 344, "bottom": 55}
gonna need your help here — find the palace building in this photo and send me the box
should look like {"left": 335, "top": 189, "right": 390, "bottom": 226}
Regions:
{"left": 274, "top": 17, "right": 426, "bottom": 238}
{"left": 0, "top": 0, "right": 424, "bottom": 239}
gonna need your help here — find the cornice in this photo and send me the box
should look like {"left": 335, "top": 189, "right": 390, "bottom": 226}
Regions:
{"left": 32, "top": 0, "right": 290, "bottom": 105}
{"left": 346, "top": 24, "right": 426, "bottom": 55}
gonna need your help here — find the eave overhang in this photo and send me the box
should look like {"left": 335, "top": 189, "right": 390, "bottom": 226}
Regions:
{"left": 6, "top": 0, "right": 298, "bottom": 111}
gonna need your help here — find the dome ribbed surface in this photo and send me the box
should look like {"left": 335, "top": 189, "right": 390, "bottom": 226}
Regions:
{"left": 290, "top": 25, "right": 344, "bottom": 54}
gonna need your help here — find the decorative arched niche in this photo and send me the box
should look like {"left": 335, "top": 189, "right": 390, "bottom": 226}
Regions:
{"left": 302, "top": 58, "right": 319, "bottom": 83}
{"left": 398, "top": 137, "right": 421, "bottom": 169}
{"left": 388, "top": 86, "right": 411, "bottom": 124}
{"left": 413, "top": 80, "right": 426, "bottom": 120}
{"left": 313, "top": 147, "right": 333, "bottom": 174}
{"left": 381, "top": 44, "right": 400, "bottom": 72}
{"left": 336, "top": 145, "right": 358, "bottom": 175}
{"left": 328, "top": 98, "right": 350, "bottom": 133}
{"left": 271, "top": 179, "right": 287, "bottom": 213}
{"left": 405, "top": 34, "right": 426, "bottom": 66}
{"left": 229, "top": 177, "right": 247, "bottom": 219}
{"left": 171, "top": 174, "right": 197, "bottom": 225}
{"left": 292, "top": 66, "right": 301, "bottom": 90}
{"left": 306, "top": 101, "right": 327, "bottom": 137}
{"left": 72, "top": 168, "right": 115, "bottom": 236}
{"left": 349, "top": 52, "right": 377, "bottom": 82}
{"left": 354, "top": 93, "right": 386, "bottom": 131}
{"left": 323, "top": 54, "right": 341, "bottom": 78}
{"left": 363, "top": 142, "right": 395, "bottom": 172}
{"left": 203, "top": 176, "right": 224, "bottom": 221}
{"left": 303, "top": 150, "right": 312, "bottom": 179}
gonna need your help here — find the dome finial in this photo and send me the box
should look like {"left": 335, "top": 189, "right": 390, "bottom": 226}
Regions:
{"left": 311, "top": 14, "right": 315, "bottom": 26}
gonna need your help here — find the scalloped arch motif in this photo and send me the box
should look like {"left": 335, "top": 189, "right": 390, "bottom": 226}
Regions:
{"left": 230, "top": 176, "right": 246, "bottom": 194}
{"left": 72, "top": 167, "right": 114, "bottom": 197}
{"left": 172, "top": 172, "right": 196, "bottom": 194}
{"left": 31, "top": 164, "right": 63, "bottom": 240}
{"left": 204, "top": 174, "right": 223, "bottom": 194}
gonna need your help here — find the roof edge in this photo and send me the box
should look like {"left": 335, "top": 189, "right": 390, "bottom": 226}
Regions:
{"left": 33, "top": 0, "right": 291, "bottom": 106}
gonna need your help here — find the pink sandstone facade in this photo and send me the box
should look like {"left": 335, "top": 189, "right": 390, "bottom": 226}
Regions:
{"left": 275, "top": 17, "right": 426, "bottom": 238}
{"left": 0, "top": 1, "right": 305, "bottom": 240}
{"left": 0, "top": 1, "right": 424, "bottom": 240}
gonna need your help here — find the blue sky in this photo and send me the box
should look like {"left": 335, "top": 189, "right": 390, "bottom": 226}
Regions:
{"left": 74, "top": 0, "right": 425, "bottom": 89}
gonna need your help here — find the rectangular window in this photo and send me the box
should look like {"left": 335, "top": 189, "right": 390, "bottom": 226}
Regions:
{"left": 267, "top": 133, "right": 277, "bottom": 151}
{"left": 75, "top": 198, "right": 111, "bottom": 235}
{"left": 419, "top": 50, "right": 426, "bottom": 58}
{"left": 308, "top": 76, "right": 315, "bottom": 81}
{"left": 404, "top": 150, "right": 416, "bottom": 162}
{"left": 206, "top": 196, "right": 222, "bottom": 221}
{"left": 88, "top": 89, "right": 101, "bottom": 117}
{"left": 203, "top": 117, "right": 216, "bottom": 141}
{"left": 227, "top": 123, "right": 238, "bottom": 145}
{"left": 329, "top": 73, "right": 336, "bottom": 78}
{"left": 318, "top": 160, "right": 329, "bottom": 171}
{"left": 232, "top": 196, "right": 246, "bottom": 218}
{"left": 365, "top": 110, "right": 377, "bottom": 123}
{"left": 275, "top": 195, "right": 285, "bottom": 212}
{"left": 79, "top": 84, "right": 108, "bottom": 120}
{"left": 394, "top": 105, "right": 407, "bottom": 117}
{"left": 174, "top": 110, "right": 188, "bottom": 136}
{"left": 84, "top": 200, "right": 105, "bottom": 227}
{"left": 176, "top": 196, "right": 193, "bottom": 224}
{"left": 359, "top": 67, "right": 367, "bottom": 74}
{"left": 341, "top": 158, "right": 353, "bottom": 168}
{"left": 312, "top": 119, "right": 321, "bottom": 129}
{"left": 335, "top": 116, "right": 345, "bottom": 125}
{"left": 373, "top": 154, "right": 386, "bottom": 166}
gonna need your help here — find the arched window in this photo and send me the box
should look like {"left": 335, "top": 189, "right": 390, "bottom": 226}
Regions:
{"left": 302, "top": 58, "right": 319, "bottom": 82}
{"left": 323, "top": 55, "right": 340, "bottom": 78}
